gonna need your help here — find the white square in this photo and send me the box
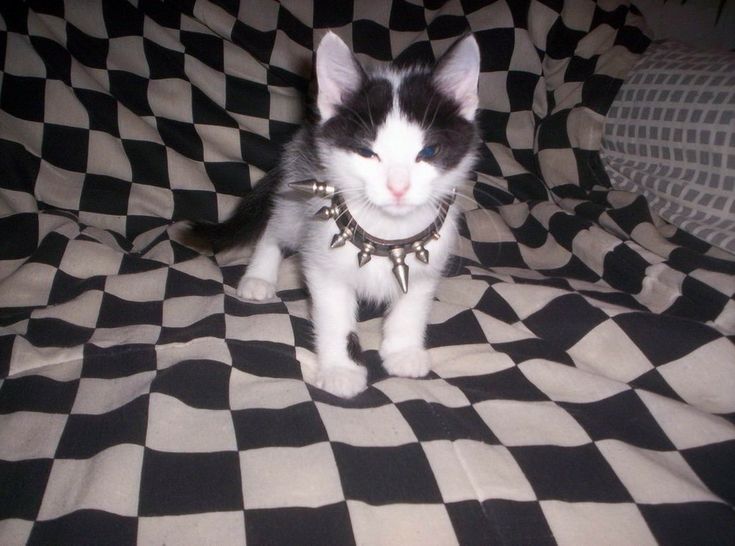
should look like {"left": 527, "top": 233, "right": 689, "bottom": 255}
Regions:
{"left": 127, "top": 183, "right": 174, "bottom": 219}
{"left": 37, "top": 444, "right": 144, "bottom": 520}
{"left": 60, "top": 239, "right": 123, "bottom": 279}
{"left": 156, "top": 337, "right": 231, "bottom": 371}
{"left": 376, "top": 377, "right": 471, "bottom": 407}
{"left": 348, "top": 500, "right": 458, "bottom": 546}
{"left": 148, "top": 79, "right": 194, "bottom": 122}
{"left": 636, "top": 389, "right": 735, "bottom": 450}
{"left": 223, "top": 45, "right": 268, "bottom": 85}
{"left": 117, "top": 105, "right": 162, "bottom": 143}
{"left": 138, "top": 511, "right": 246, "bottom": 546}
{"left": 197, "top": 124, "right": 242, "bottom": 162}
{"left": 316, "top": 402, "right": 417, "bottom": 447}
{"left": 240, "top": 443, "right": 344, "bottom": 509}
{"left": 519, "top": 359, "right": 629, "bottom": 404}
{"left": 87, "top": 130, "right": 133, "bottom": 180}
{"left": 108, "top": 36, "right": 149, "bottom": 77}
{"left": 226, "top": 313, "right": 294, "bottom": 345}
{"left": 230, "top": 370, "right": 311, "bottom": 410}
{"left": 4, "top": 33, "right": 46, "bottom": 76}
{"left": 146, "top": 393, "right": 237, "bottom": 453}
{"left": 424, "top": 440, "right": 537, "bottom": 502}
{"left": 507, "top": 110, "right": 535, "bottom": 149}
{"left": 32, "top": 289, "right": 103, "bottom": 329}
{"left": 430, "top": 344, "right": 516, "bottom": 379}
{"left": 34, "top": 161, "right": 84, "bottom": 212}
{"left": 419, "top": 440, "right": 477, "bottom": 502}
{"left": 657, "top": 338, "right": 735, "bottom": 414}
{"left": 271, "top": 30, "right": 312, "bottom": 78}
{"left": 478, "top": 71, "right": 510, "bottom": 112}
{"left": 72, "top": 373, "right": 155, "bottom": 415}
{"left": 44, "top": 80, "right": 89, "bottom": 128}
{"left": 596, "top": 439, "right": 720, "bottom": 504}
{"left": 162, "top": 295, "right": 224, "bottom": 329}
{"left": 0, "top": 519, "right": 33, "bottom": 545}
{"left": 104, "top": 268, "right": 168, "bottom": 302}
{"left": 568, "top": 320, "right": 654, "bottom": 383}
{"left": 541, "top": 500, "right": 657, "bottom": 546}
{"left": 475, "top": 400, "right": 591, "bottom": 447}
{"left": 0, "top": 412, "right": 67, "bottom": 461}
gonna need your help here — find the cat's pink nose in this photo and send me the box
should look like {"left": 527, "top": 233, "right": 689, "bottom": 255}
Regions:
{"left": 387, "top": 168, "right": 410, "bottom": 200}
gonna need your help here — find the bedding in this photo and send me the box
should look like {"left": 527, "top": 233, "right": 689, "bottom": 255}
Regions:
{"left": 1, "top": 1, "right": 734, "bottom": 544}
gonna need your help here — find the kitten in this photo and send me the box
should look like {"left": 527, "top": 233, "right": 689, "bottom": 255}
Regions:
{"left": 195, "top": 32, "right": 480, "bottom": 398}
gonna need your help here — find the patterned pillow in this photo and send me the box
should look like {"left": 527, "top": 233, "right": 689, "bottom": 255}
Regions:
{"left": 600, "top": 40, "right": 735, "bottom": 254}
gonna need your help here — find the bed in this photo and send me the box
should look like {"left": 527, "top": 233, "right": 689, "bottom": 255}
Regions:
{"left": 1, "top": 1, "right": 734, "bottom": 544}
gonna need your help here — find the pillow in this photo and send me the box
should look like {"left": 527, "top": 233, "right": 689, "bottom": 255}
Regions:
{"left": 599, "top": 40, "right": 735, "bottom": 254}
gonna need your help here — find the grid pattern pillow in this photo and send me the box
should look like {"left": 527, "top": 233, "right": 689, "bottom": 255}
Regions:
{"left": 600, "top": 40, "right": 735, "bottom": 254}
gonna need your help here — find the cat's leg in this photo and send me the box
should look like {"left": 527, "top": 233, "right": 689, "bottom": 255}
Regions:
{"left": 238, "top": 229, "right": 282, "bottom": 300}
{"left": 309, "top": 276, "right": 367, "bottom": 397}
{"left": 380, "top": 277, "right": 438, "bottom": 378}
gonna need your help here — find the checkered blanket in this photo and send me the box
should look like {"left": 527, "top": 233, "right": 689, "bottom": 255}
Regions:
{"left": 2, "top": 1, "right": 734, "bottom": 543}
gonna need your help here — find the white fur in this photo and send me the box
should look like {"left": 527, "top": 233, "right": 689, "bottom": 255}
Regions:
{"left": 238, "top": 33, "right": 479, "bottom": 398}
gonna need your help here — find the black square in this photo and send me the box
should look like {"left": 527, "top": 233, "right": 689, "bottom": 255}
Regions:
{"left": 103, "top": 0, "right": 144, "bottom": 37}
{"left": 448, "top": 366, "right": 550, "bottom": 404}
{"left": 397, "top": 401, "right": 500, "bottom": 443}
{"left": 157, "top": 118, "right": 203, "bottom": 160}
{"left": 493, "top": 337, "right": 575, "bottom": 366}
{"left": 122, "top": 139, "right": 168, "bottom": 187}
{"left": 181, "top": 30, "right": 224, "bottom": 71}
{"left": 313, "top": 0, "right": 353, "bottom": 28}
{"left": 29, "top": 511, "right": 138, "bottom": 545}
{"left": 639, "top": 502, "right": 735, "bottom": 546}
{"left": 144, "top": 39, "right": 186, "bottom": 79}
{"left": 1, "top": 74, "right": 46, "bottom": 122}
{"left": 231, "top": 22, "right": 275, "bottom": 64}
{"left": 67, "top": 22, "right": 108, "bottom": 69}
{"left": 426, "top": 310, "right": 487, "bottom": 348}
{"left": 613, "top": 312, "right": 720, "bottom": 367}
{"left": 139, "top": 449, "right": 244, "bottom": 516}
{"left": 332, "top": 443, "right": 442, "bottom": 504}
{"left": 205, "top": 161, "right": 251, "bottom": 196}
{"left": 0, "top": 375, "right": 78, "bottom": 414}
{"left": 0, "top": 213, "right": 39, "bottom": 260}
{"left": 246, "top": 504, "right": 355, "bottom": 546}
{"left": 682, "top": 439, "right": 735, "bottom": 506}
{"left": 447, "top": 499, "right": 556, "bottom": 546}
{"left": 565, "top": 55, "right": 598, "bottom": 82}
{"left": 109, "top": 71, "right": 152, "bottom": 116}
{"left": 352, "top": 20, "right": 392, "bottom": 62}
{"left": 151, "top": 359, "right": 230, "bottom": 410}
{"left": 233, "top": 402, "right": 328, "bottom": 450}
{"left": 226, "top": 76, "right": 270, "bottom": 118}
{"left": 477, "top": 110, "right": 510, "bottom": 145}
{"left": 240, "top": 130, "right": 279, "bottom": 172}
{"left": 32, "top": 35, "right": 72, "bottom": 82}
{"left": 277, "top": 7, "right": 313, "bottom": 50}
{"left": 537, "top": 110, "right": 571, "bottom": 149}
{"left": 42, "top": 123, "right": 88, "bottom": 172}
{"left": 427, "top": 15, "right": 469, "bottom": 41}
{"left": 80, "top": 175, "right": 131, "bottom": 216}
{"left": 26, "top": 317, "right": 93, "bottom": 348}
{"left": 522, "top": 294, "right": 609, "bottom": 350}
{"left": 475, "top": 288, "right": 520, "bottom": 324}
{"left": 76, "top": 89, "right": 120, "bottom": 135}
{"left": 545, "top": 19, "right": 586, "bottom": 59}
{"left": 0, "top": 459, "right": 53, "bottom": 520}
{"left": 97, "top": 292, "right": 163, "bottom": 328}
{"left": 192, "top": 87, "right": 238, "bottom": 127}
{"left": 506, "top": 71, "right": 538, "bottom": 111}
{"left": 173, "top": 189, "right": 217, "bottom": 222}
{"left": 558, "top": 391, "right": 676, "bottom": 451}
{"left": 509, "top": 444, "right": 632, "bottom": 502}
{"left": 83, "top": 343, "right": 157, "bottom": 379}
{"left": 228, "top": 340, "right": 301, "bottom": 379}
{"left": 389, "top": 0, "right": 425, "bottom": 32}
{"left": 475, "top": 28, "right": 515, "bottom": 72}
{"left": 56, "top": 397, "right": 149, "bottom": 458}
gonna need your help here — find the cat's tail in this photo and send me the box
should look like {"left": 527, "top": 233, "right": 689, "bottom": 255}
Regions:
{"left": 189, "top": 169, "right": 280, "bottom": 252}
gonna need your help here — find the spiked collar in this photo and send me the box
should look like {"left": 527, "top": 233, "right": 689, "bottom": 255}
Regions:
{"left": 289, "top": 180, "right": 456, "bottom": 293}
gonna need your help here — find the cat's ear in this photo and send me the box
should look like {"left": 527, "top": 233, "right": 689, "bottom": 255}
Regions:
{"left": 316, "top": 32, "right": 365, "bottom": 120}
{"left": 433, "top": 34, "right": 481, "bottom": 120}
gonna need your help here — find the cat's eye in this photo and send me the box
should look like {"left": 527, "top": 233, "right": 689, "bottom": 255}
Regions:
{"left": 417, "top": 145, "right": 439, "bottom": 161}
{"left": 355, "top": 147, "right": 377, "bottom": 159}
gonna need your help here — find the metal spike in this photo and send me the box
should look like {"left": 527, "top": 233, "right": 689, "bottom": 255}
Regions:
{"left": 416, "top": 247, "right": 429, "bottom": 264}
{"left": 330, "top": 227, "right": 352, "bottom": 249}
{"left": 289, "top": 180, "right": 334, "bottom": 198}
{"left": 389, "top": 247, "right": 409, "bottom": 293}
{"left": 314, "top": 204, "right": 339, "bottom": 220}
{"left": 357, "top": 242, "right": 375, "bottom": 267}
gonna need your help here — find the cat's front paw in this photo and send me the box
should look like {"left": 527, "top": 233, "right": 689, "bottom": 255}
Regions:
{"left": 381, "top": 347, "right": 431, "bottom": 378}
{"left": 237, "top": 277, "right": 276, "bottom": 301}
{"left": 316, "top": 364, "right": 368, "bottom": 398}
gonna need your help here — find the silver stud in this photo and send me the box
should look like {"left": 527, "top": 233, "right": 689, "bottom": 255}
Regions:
{"left": 289, "top": 180, "right": 335, "bottom": 198}
{"left": 412, "top": 241, "right": 429, "bottom": 264}
{"left": 314, "top": 204, "right": 340, "bottom": 220}
{"left": 389, "top": 247, "right": 409, "bottom": 293}
{"left": 357, "top": 242, "right": 375, "bottom": 267}
{"left": 330, "top": 227, "right": 353, "bottom": 248}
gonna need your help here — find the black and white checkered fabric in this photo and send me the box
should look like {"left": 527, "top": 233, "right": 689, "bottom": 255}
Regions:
{"left": 2, "top": 1, "right": 734, "bottom": 544}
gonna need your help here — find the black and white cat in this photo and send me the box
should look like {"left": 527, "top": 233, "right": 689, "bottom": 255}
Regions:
{"left": 196, "top": 32, "right": 480, "bottom": 398}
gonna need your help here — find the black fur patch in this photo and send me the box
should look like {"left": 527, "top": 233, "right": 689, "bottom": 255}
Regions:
{"left": 398, "top": 72, "right": 477, "bottom": 170}
{"left": 189, "top": 167, "right": 280, "bottom": 251}
{"left": 319, "top": 78, "right": 393, "bottom": 151}
{"left": 347, "top": 331, "right": 363, "bottom": 363}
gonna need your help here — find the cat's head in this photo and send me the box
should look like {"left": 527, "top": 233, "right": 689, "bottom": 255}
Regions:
{"left": 315, "top": 32, "right": 480, "bottom": 217}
